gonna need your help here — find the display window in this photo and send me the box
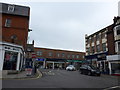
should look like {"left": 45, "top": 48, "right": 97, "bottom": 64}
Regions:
{"left": 3, "top": 51, "right": 18, "bottom": 70}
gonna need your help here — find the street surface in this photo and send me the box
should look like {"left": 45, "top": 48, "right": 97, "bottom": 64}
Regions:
{"left": 2, "top": 69, "right": 120, "bottom": 89}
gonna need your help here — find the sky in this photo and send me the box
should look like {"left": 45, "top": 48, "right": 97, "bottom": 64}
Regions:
{"left": 0, "top": 0, "right": 120, "bottom": 52}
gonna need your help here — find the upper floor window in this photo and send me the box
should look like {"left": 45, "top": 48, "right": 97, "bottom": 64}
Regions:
{"left": 67, "top": 54, "right": 70, "bottom": 58}
{"left": 76, "top": 55, "right": 79, "bottom": 59}
{"left": 117, "top": 30, "right": 120, "bottom": 35}
{"left": 36, "top": 51, "right": 42, "bottom": 56}
{"left": 91, "top": 46, "right": 95, "bottom": 53}
{"left": 96, "top": 45, "right": 100, "bottom": 52}
{"left": 5, "top": 19, "right": 11, "bottom": 27}
{"left": 62, "top": 53, "right": 65, "bottom": 57}
{"left": 91, "top": 37, "right": 94, "bottom": 43}
{"left": 101, "top": 32, "right": 105, "bottom": 39}
{"left": 96, "top": 34, "right": 101, "bottom": 41}
{"left": 57, "top": 53, "right": 60, "bottom": 57}
{"left": 102, "top": 43, "right": 106, "bottom": 52}
{"left": 8, "top": 5, "right": 15, "bottom": 12}
{"left": 72, "top": 55, "right": 75, "bottom": 58}
{"left": 48, "top": 52, "right": 52, "bottom": 56}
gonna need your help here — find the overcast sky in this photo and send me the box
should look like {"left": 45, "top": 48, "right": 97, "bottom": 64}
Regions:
{"left": 1, "top": 0, "right": 120, "bottom": 52}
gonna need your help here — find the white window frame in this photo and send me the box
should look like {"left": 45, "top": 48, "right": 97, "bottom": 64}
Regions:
{"left": 8, "top": 5, "right": 15, "bottom": 12}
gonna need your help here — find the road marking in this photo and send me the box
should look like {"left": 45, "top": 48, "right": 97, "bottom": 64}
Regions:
{"left": 103, "top": 85, "right": 120, "bottom": 90}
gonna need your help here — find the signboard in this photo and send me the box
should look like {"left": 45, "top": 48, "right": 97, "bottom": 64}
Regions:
{"left": 36, "top": 58, "right": 45, "bottom": 61}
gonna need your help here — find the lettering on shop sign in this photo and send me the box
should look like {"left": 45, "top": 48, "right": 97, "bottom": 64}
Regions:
{"left": 4, "top": 46, "right": 19, "bottom": 51}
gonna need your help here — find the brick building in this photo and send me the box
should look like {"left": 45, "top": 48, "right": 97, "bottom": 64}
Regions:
{"left": 85, "top": 23, "right": 115, "bottom": 74}
{"left": 0, "top": 3, "right": 30, "bottom": 72}
{"left": 107, "top": 16, "right": 120, "bottom": 75}
{"left": 0, "top": 3, "right": 30, "bottom": 49}
{"left": 33, "top": 47, "right": 85, "bottom": 70}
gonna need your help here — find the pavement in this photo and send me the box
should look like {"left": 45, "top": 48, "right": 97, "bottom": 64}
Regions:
{"left": 1, "top": 69, "right": 42, "bottom": 80}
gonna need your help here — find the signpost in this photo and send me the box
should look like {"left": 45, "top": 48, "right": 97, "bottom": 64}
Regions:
{"left": 32, "top": 53, "right": 36, "bottom": 75}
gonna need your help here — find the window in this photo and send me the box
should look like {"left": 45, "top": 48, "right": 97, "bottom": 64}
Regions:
{"left": 67, "top": 54, "right": 70, "bottom": 58}
{"left": 8, "top": 5, "right": 15, "bottom": 12}
{"left": 3, "top": 51, "right": 18, "bottom": 70}
{"left": 117, "top": 30, "right": 120, "bottom": 35}
{"left": 76, "top": 55, "right": 79, "bottom": 59}
{"left": 101, "top": 32, "right": 105, "bottom": 39}
{"left": 48, "top": 52, "right": 52, "bottom": 56}
{"left": 102, "top": 43, "right": 106, "bottom": 52}
{"left": 91, "top": 37, "right": 94, "bottom": 42}
{"left": 72, "top": 55, "right": 75, "bottom": 58}
{"left": 57, "top": 53, "right": 60, "bottom": 57}
{"left": 87, "top": 48, "right": 90, "bottom": 54}
{"left": 5, "top": 19, "right": 11, "bottom": 27}
{"left": 91, "top": 46, "right": 95, "bottom": 53}
{"left": 62, "top": 53, "right": 65, "bottom": 57}
{"left": 36, "top": 51, "right": 42, "bottom": 56}
{"left": 96, "top": 45, "right": 100, "bottom": 52}
{"left": 118, "top": 42, "right": 120, "bottom": 52}
{"left": 96, "top": 34, "right": 100, "bottom": 41}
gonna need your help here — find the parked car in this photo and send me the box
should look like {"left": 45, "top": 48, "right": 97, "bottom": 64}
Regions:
{"left": 66, "top": 65, "right": 76, "bottom": 71}
{"left": 79, "top": 65, "right": 101, "bottom": 76}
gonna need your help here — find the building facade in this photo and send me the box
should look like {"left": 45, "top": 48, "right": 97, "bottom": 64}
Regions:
{"left": 107, "top": 16, "right": 120, "bottom": 75}
{"left": 0, "top": 3, "right": 30, "bottom": 49}
{"left": 0, "top": 3, "right": 30, "bottom": 72}
{"left": 33, "top": 47, "right": 85, "bottom": 70}
{"left": 85, "top": 24, "right": 115, "bottom": 74}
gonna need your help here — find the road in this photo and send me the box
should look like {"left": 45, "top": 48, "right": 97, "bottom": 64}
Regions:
{"left": 2, "top": 69, "right": 120, "bottom": 89}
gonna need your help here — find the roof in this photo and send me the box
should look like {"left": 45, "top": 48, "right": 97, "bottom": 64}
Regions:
{"left": 85, "top": 24, "right": 114, "bottom": 39}
{"left": 0, "top": 2, "right": 30, "bottom": 17}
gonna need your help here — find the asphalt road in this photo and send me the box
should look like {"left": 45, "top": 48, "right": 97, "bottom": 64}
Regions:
{"left": 2, "top": 69, "right": 120, "bottom": 89}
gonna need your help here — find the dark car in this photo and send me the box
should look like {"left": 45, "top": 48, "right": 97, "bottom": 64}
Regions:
{"left": 79, "top": 65, "right": 101, "bottom": 76}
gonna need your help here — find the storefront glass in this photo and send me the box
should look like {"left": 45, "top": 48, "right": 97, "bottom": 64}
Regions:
{"left": 111, "top": 62, "right": 120, "bottom": 74}
{"left": 3, "top": 51, "right": 18, "bottom": 70}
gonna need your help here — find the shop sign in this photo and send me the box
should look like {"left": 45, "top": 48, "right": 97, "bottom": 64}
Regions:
{"left": 36, "top": 58, "right": 45, "bottom": 61}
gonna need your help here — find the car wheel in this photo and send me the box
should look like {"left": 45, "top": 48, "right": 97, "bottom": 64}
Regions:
{"left": 88, "top": 71, "right": 92, "bottom": 76}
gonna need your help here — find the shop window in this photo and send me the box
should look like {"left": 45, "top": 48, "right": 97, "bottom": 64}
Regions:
{"left": 118, "top": 42, "right": 120, "bottom": 52}
{"left": 111, "top": 63, "right": 120, "bottom": 74}
{"left": 3, "top": 51, "right": 18, "bottom": 70}
{"left": 5, "top": 19, "right": 12, "bottom": 27}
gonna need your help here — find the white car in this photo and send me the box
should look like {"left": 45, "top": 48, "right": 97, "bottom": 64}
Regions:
{"left": 66, "top": 65, "right": 75, "bottom": 71}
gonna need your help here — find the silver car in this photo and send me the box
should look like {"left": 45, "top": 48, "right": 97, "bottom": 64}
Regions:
{"left": 66, "top": 65, "right": 75, "bottom": 71}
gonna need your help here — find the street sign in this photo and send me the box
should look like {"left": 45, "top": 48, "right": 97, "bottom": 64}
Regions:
{"left": 36, "top": 58, "right": 45, "bottom": 61}
{"left": 32, "top": 53, "right": 36, "bottom": 58}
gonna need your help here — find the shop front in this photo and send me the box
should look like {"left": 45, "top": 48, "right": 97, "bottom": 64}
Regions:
{"left": 0, "top": 42, "right": 25, "bottom": 71}
{"left": 45, "top": 58, "right": 66, "bottom": 69}
{"left": 107, "top": 55, "right": 120, "bottom": 75}
{"left": 85, "top": 52, "right": 109, "bottom": 74}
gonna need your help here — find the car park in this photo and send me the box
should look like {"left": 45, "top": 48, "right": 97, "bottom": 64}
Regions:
{"left": 79, "top": 65, "right": 101, "bottom": 76}
{"left": 66, "top": 65, "right": 76, "bottom": 71}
